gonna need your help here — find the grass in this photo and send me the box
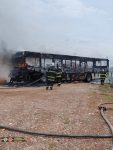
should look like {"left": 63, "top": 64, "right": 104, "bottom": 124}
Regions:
{"left": 104, "top": 95, "right": 113, "bottom": 102}
{"left": 63, "top": 117, "right": 70, "bottom": 124}
{"left": 59, "top": 115, "right": 70, "bottom": 124}
{"left": 99, "top": 84, "right": 113, "bottom": 102}
{"left": 49, "top": 142, "right": 57, "bottom": 150}
{"left": 99, "top": 84, "right": 111, "bottom": 92}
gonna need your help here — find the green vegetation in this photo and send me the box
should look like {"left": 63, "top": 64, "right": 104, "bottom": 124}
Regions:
{"left": 49, "top": 142, "right": 57, "bottom": 150}
{"left": 63, "top": 117, "right": 70, "bottom": 124}
{"left": 59, "top": 115, "right": 70, "bottom": 124}
{"left": 104, "top": 95, "right": 113, "bottom": 102}
{"left": 99, "top": 84, "right": 113, "bottom": 102}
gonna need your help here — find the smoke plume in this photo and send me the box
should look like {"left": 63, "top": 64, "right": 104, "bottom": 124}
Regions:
{"left": 0, "top": 41, "right": 14, "bottom": 81}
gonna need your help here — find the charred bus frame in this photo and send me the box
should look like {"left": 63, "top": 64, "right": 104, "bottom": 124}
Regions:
{"left": 12, "top": 51, "right": 109, "bottom": 82}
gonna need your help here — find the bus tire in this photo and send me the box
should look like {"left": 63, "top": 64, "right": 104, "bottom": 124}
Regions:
{"left": 86, "top": 73, "right": 92, "bottom": 82}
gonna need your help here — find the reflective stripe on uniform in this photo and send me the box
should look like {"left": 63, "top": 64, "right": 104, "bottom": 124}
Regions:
{"left": 48, "top": 79, "right": 55, "bottom": 81}
{"left": 47, "top": 76, "right": 55, "bottom": 79}
{"left": 100, "top": 73, "right": 107, "bottom": 79}
{"left": 56, "top": 76, "right": 62, "bottom": 78}
{"left": 100, "top": 74, "right": 107, "bottom": 76}
{"left": 49, "top": 71, "right": 56, "bottom": 73}
{"left": 100, "top": 73, "right": 108, "bottom": 76}
{"left": 100, "top": 76, "right": 107, "bottom": 78}
{"left": 56, "top": 72, "right": 62, "bottom": 74}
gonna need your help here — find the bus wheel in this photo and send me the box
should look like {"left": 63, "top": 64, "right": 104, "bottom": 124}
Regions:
{"left": 86, "top": 73, "right": 92, "bottom": 82}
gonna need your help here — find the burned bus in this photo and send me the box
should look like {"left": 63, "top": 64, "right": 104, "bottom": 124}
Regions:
{"left": 9, "top": 51, "right": 109, "bottom": 84}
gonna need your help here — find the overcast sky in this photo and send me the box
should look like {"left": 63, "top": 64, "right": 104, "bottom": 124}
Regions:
{"left": 0, "top": 0, "right": 113, "bottom": 65}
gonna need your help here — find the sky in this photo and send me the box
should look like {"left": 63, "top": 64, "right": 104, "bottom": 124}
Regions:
{"left": 0, "top": 0, "right": 113, "bottom": 65}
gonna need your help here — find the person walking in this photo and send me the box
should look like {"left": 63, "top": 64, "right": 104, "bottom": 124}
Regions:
{"left": 100, "top": 69, "right": 108, "bottom": 85}
{"left": 46, "top": 64, "right": 56, "bottom": 90}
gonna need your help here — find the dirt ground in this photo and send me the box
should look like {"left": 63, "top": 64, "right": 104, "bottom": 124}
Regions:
{"left": 0, "top": 83, "right": 113, "bottom": 150}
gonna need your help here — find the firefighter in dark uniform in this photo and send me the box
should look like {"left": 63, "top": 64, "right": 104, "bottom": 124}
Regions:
{"left": 46, "top": 64, "right": 56, "bottom": 90}
{"left": 100, "top": 69, "right": 107, "bottom": 85}
{"left": 56, "top": 66, "right": 62, "bottom": 86}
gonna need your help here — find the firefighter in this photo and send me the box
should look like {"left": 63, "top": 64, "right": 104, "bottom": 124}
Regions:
{"left": 100, "top": 69, "right": 107, "bottom": 85}
{"left": 56, "top": 65, "right": 62, "bottom": 86}
{"left": 46, "top": 64, "right": 56, "bottom": 90}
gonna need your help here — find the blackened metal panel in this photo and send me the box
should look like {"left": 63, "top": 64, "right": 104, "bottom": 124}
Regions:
{"left": 23, "top": 51, "right": 41, "bottom": 58}
{"left": 13, "top": 51, "right": 109, "bottom": 70}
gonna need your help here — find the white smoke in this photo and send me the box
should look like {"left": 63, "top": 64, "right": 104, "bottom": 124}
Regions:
{"left": 0, "top": 65, "right": 10, "bottom": 80}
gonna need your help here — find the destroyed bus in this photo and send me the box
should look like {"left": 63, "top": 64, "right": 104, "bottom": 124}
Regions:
{"left": 9, "top": 51, "right": 109, "bottom": 84}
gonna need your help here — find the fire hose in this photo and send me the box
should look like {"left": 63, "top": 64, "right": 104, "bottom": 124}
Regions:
{"left": 98, "top": 103, "right": 113, "bottom": 150}
{"left": 24, "top": 77, "right": 44, "bottom": 87}
{"left": 0, "top": 103, "right": 113, "bottom": 148}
